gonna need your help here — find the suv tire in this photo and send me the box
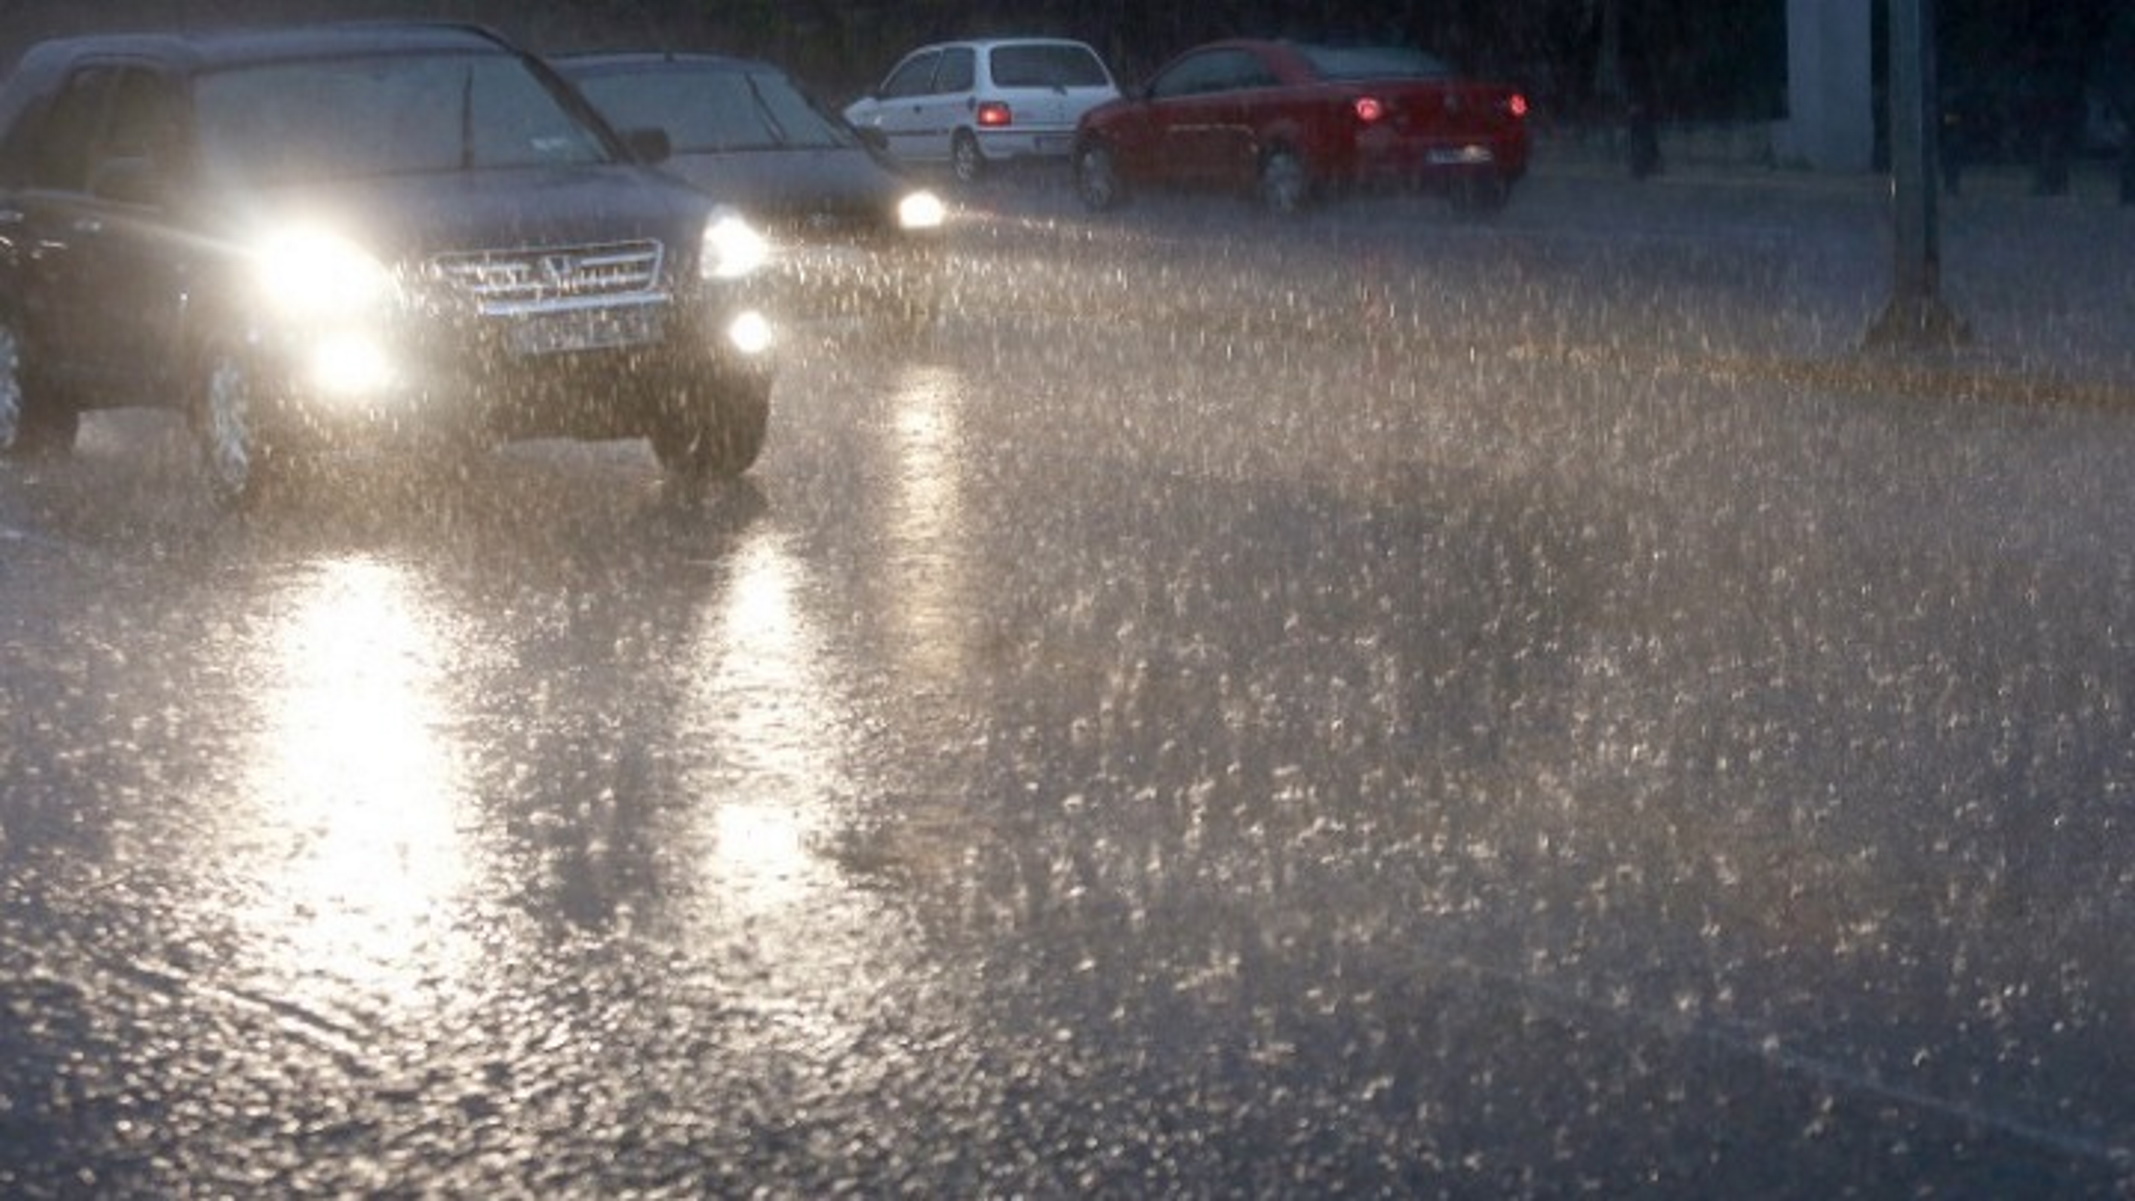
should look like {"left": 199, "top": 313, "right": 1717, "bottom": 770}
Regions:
{"left": 0, "top": 315, "right": 79, "bottom": 457}
{"left": 651, "top": 377, "right": 771, "bottom": 483}
{"left": 195, "top": 342, "right": 279, "bottom": 509}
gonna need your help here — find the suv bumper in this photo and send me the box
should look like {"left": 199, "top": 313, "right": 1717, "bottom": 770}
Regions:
{"left": 249, "top": 292, "right": 775, "bottom": 444}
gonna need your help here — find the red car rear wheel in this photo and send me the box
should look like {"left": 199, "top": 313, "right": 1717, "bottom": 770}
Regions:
{"left": 1258, "top": 148, "right": 1312, "bottom": 214}
{"left": 1074, "top": 140, "right": 1125, "bottom": 210}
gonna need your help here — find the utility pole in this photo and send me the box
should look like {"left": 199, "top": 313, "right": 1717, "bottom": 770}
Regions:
{"left": 1866, "top": 0, "right": 1968, "bottom": 349}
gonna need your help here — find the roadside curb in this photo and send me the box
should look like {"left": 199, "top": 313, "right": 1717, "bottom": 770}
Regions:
{"left": 1703, "top": 348, "right": 2135, "bottom": 411}
{"left": 1489, "top": 334, "right": 2135, "bottom": 411}
{"left": 1530, "top": 142, "right": 2134, "bottom": 208}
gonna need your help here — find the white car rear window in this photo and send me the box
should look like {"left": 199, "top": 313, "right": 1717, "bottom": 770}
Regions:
{"left": 989, "top": 44, "right": 1111, "bottom": 89}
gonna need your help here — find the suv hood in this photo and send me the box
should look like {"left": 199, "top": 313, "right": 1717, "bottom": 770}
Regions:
{"left": 242, "top": 162, "right": 714, "bottom": 268}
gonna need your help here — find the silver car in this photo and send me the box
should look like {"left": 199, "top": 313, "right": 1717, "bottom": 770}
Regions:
{"left": 843, "top": 38, "right": 1119, "bottom": 184}
{"left": 558, "top": 51, "right": 949, "bottom": 333}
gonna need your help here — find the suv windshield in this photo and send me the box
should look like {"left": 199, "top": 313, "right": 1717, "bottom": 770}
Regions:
{"left": 573, "top": 66, "right": 855, "bottom": 153}
{"left": 194, "top": 51, "right": 610, "bottom": 183}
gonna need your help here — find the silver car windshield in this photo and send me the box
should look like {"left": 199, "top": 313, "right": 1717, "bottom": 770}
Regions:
{"left": 194, "top": 51, "right": 612, "bottom": 183}
{"left": 574, "top": 66, "right": 856, "bottom": 154}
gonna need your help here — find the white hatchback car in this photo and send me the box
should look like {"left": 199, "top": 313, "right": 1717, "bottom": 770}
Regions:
{"left": 844, "top": 38, "right": 1120, "bottom": 184}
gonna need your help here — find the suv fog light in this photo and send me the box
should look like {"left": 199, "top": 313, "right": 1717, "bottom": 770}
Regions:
{"left": 726, "top": 310, "right": 773, "bottom": 356}
{"left": 306, "top": 333, "right": 393, "bottom": 396}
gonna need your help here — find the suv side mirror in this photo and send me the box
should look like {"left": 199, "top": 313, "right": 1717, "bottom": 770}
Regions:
{"left": 622, "top": 127, "right": 671, "bottom": 165}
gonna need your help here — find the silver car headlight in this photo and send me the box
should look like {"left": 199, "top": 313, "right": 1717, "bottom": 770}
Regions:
{"left": 897, "top": 189, "right": 948, "bottom": 231}
{"left": 702, "top": 208, "right": 770, "bottom": 280}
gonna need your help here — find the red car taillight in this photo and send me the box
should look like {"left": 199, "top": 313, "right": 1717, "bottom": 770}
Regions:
{"left": 1506, "top": 93, "right": 1530, "bottom": 119}
{"left": 976, "top": 101, "right": 1013, "bottom": 127}
{"left": 1353, "top": 96, "right": 1386, "bottom": 124}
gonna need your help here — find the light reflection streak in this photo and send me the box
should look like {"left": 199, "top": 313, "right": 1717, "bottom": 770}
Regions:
{"left": 686, "top": 534, "right": 844, "bottom": 924}
{"left": 709, "top": 799, "right": 810, "bottom": 911}
{"left": 229, "top": 554, "right": 477, "bottom": 1016}
{"left": 884, "top": 364, "right": 971, "bottom": 683}
{"left": 669, "top": 525, "right": 965, "bottom": 1098}
{"left": 657, "top": 367, "right": 992, "bottom": 1085}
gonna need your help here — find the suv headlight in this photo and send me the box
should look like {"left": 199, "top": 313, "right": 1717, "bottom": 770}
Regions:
{"left": 254, "top": 225, "right": 393, "bottom": 319}
{"left": 702, "top": 209, "right": 770, "bottom": 281}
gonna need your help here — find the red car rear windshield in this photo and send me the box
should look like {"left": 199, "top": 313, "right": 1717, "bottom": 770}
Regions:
{"left": 1298, "top": 45, "right": 1454, "bottom": 82}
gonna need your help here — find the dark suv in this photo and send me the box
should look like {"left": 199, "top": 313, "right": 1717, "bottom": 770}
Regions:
{"left": 0, "top": 22, "right": 778, "bottom": 503}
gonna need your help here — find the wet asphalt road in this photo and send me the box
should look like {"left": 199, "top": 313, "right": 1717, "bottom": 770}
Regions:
{"left": 5, "top": 168, "right": 2135, "bottom": 1196}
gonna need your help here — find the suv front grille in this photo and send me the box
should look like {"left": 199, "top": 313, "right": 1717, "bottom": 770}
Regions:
{"left": 427, "top": 240, "right": 665, "bottom": 316}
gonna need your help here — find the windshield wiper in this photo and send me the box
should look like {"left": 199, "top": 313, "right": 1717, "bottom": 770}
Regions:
{"left": 741, "top": 75, "right": 800, "bottom": 149}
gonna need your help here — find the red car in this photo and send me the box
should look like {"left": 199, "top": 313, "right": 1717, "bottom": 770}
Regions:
{"left": 1072, "top": 40, "right": 1530, "bottom": 215}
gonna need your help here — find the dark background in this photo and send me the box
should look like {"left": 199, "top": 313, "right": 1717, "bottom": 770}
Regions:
{"left": 0, "top": 1, "right": 2123, "bottom": 160}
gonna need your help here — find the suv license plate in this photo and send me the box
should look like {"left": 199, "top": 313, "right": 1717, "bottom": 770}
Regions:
{"left": 507, "top": 307, "right": 661, "bottom": 357}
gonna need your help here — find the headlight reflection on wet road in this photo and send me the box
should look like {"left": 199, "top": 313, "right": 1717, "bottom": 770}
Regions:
{"left": 884, "top": 363, "right": 970, "bottom": 685}
{"left": 686, "top": 533, "right": 845, "bottom": 923}
{"left": 228, "top": 554, "right": 481, "bottom": 1019}
{"left": 707, "top": 800, "right": 810, "bottom": 912}
{"left": 666, "top": 522, "right": 992, "bottom": 1117}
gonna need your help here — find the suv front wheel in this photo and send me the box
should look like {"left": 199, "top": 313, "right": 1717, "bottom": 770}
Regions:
{"left": 194, "top": 342, "right": 279, "bottom": 508}
{"left": 650, "top": 376, "right": 770, "bottom": 483}
{"left": 0, "top": 315, "right": 79, "bottom": 457}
